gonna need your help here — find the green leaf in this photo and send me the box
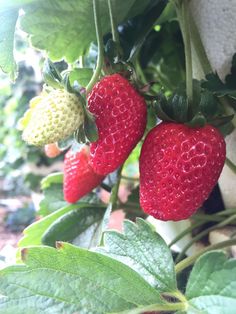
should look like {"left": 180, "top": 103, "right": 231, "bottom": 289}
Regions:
{"left": 118, "top": 1, "right": 167, "bottom": 61}
{"left": 218, "top": 121, "right": 235, "bottom": 137}
{"left": 156, "top": 1, "right": 176, "bottom": 24}
{"left": 39, "top": 183, "right": 67, "bottom": 216}
{"left": 139, "top": 20, "right": 185, "bottom": 91}
{"left": 120, "top": 0, "right": 168, "bottom": 61}
{"left": 199, "top": 90, "right": 219, "bottom": 118}
{"left": 18, "top": 204, "right": 78, "bottom": 247}
{"left": 187, "top": 296, "right": 236, "bottom": 314}
{"left": 209, "top": 114, "right": 234, "bottom": 128}
{"left": 41, "top": 172, "right": 63, "bottom": 189}
{"left": 61, "top": 72, "right": 75, "bottom": 93}
{"left": 69, "top": 68, "right": 93, "bottom": 87}
{"left": 39, "top": 172, "right": 65, "bottom": 216}
{"left": 78, "top": 203, "right": 113, "bottom": 249}
{"left": 171, "top": 94, "right": 188, "bottom": 122}
{"left": 201, "top": 53, "right": 236, "bottom": 99}
{"left": 42, "top": 59, "right": 62, "bottom": 88}
{"left": 57, "top": 135, "right": 74, "bottom": 150}
{"left": 42, "top": 205, "right": 105, "bottom": 248}
{"left": 201, "top": 73, "right": 227, "bottom": 95}
{"left": 154, "top": 91, "right": 191, "bottom": 123}
{"left": 154, "top": 94, "right": 174, "bottom": 122}
{"left": 185, "top": 113, "right": 206, "bottom": 128}
{"left": 98, "top": 218, "right": 177, "bottom": 292}
{"left": 186, "top": 251, "right": 236, "bottom": 313}
{"left": 0, "top": 243, "right": 163, "bottom": 313}
{"left": 84, "top": 111, "right": 99, "bottom": 142}
{"left": 19, "top": 0, "right": 157, "bottom": 63}
{"left": 0, "top": 8, "right": 18, "bottom": 79}
{"left": 75, "top": 124, "right": 87, "bottom": 143}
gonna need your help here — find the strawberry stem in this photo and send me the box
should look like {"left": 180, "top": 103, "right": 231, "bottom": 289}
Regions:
{"left": 86, "top": 0, "right": 104, "bottom": 93}
{"left": 169, "top": 209, "right": 236, "bottom": 248}
{"left": 174, "top": 0, "right": 193, "bottom": 104}
{"left": 107, "top": 0, "right": 119, "bottom": 44}
{"left": 175, "top": 238, "right": 236, "bottom": 274}
{"left": 226, "top": 157, "right": 236, "bottom": 175}
{"left": 175, "top": 213, "right": 236, "bottom": 263}
{"left": 168, "top": 220, "right": 203, "bottom": 248}
{"left": 187, "top": 9, "right": 212, "bottom": 75}
{"left": 110, "top": 166, "right": 123, "bottom": 209}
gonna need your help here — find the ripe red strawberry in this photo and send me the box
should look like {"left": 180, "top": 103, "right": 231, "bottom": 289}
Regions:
{"left": 139, "top": 122, "right": 226, "bottom": 221}
{"left": 88, "top": 73, "right": 147, "bottom": 175}
{"left": 63, "top": 146, "right": 104, "bottom": 203}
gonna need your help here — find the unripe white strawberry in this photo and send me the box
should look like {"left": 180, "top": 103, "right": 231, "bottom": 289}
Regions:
{"left": 19, "top": 89, "right": 84, "bottom": 146}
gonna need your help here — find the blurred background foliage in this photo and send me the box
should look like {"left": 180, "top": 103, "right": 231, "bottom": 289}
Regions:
{"left": 0, "top": 31, "right": 62, "bottom": 197}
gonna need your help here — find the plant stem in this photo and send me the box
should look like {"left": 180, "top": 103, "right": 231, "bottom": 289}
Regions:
{"left": 163, "top": 290, "right": 187, "bottom": 303}
{"left": 110, "top": 166, "right": 123, "bottom": 209}
{"left": 192, "top": 214, "right": 224, "bottom": 223}
{"left": 86, "top": 0, "right": 104, "bottom": 93}
{"left": 135, "top": 59, "right": 148, "bottom": 85}
{"left": 175, "top": 0, "right": 193, "bottom": 103}
{"left": 175, "top": 238, "right": 236, "bottom": 274}
{"left": 79, "top": 55, "right": 84, "bottom": 68}
{"left": 168, "top": 221, "right": 203, "bottom": 248}
{"left": 226, "top": 157, "right": 236, "bottom": 175}
{"left": 175, "top": 213, "right": 236, "bottom": 263}
{"left": 120, "top": 302, "right": 187, "bottom": 314}
{"left": 169, "top": 210, "right": 236, "bottom": 248}
{"left": 193, "top": 212, "right": 236, "bottom": 222}
{"left": 219, "top": 97, "right": 236, "bottom": 128}
{"left": 216, "top": 208, "right": 236, "bottom": 215}
{"left": 107, "top": 0, "right": 119, "bottom": 44}
{"left": 188, "top": 9, "right": 212, "bottom": 75}
{"left": 182, "top": 1, "right": 193, "bottom": 103}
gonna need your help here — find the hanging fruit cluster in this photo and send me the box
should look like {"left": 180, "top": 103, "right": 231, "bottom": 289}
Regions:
{"left": 19, "top": 56, "right": 227, "bottom": 221}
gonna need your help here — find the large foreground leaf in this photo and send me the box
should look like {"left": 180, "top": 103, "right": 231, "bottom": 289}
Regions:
{"left": 186, "top": 251, "right": 236, "bottom": 314}
{"left": 0, "top": 243, "right": 163, "bottom": 313}
{"left": 98, "top": 218, "right": 177, "bottom": 292}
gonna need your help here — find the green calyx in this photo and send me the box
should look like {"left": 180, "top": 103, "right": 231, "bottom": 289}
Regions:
{"left": 43, "top": 59, "right": 80, "bottom": 95}
{"left": 153, "top": 79, "right": 234, "bottom": 129}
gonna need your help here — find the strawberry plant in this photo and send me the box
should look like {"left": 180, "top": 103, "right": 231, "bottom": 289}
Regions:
{"left": 1, "top": 0, "right": 236, "bottom": 313}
